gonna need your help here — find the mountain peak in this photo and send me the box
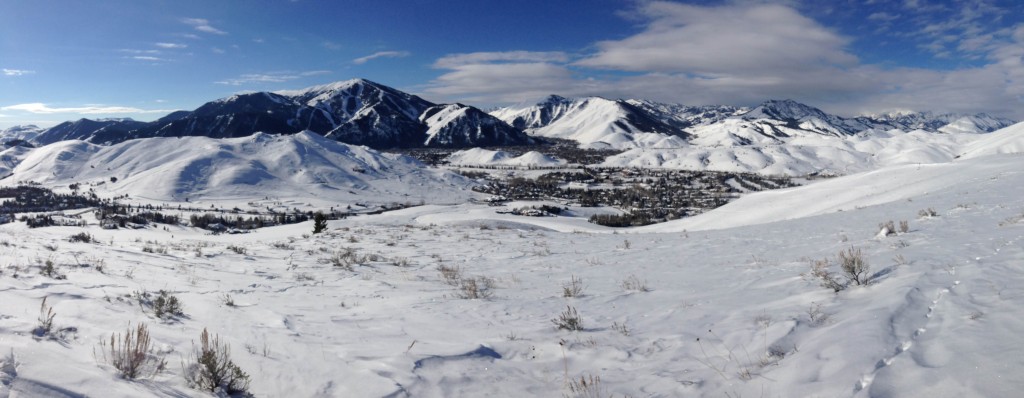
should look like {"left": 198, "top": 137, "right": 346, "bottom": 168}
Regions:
{"left": 743, "top": 99, "right": 827, "bottom": 121}
{"left": 539, "top": 94, "right": 572, "bottom": 105}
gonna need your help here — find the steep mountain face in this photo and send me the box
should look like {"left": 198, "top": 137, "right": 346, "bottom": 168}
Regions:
{"left": 490, "top": 96, "right": 688, "bottom": 148}
{"left": 91, "top": 79, "right": 524, "bottom": 149}
{"left": 33, "top": 118, "right": 148, "bottom": 146}
{"left": 420, "top": 104, "right": 532, "bottom": 147}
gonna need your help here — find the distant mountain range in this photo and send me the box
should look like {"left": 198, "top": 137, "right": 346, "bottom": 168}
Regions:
{"left": 10, "top": 79, "right": 532, "bottom": 149}
{"left": 1, "top": 79, "right": 1016, "bottom": 150}
{"left": 491, "top": 97, "right": 1016, "bottom": 148}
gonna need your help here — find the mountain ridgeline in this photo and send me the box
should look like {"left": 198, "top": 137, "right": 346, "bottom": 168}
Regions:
{"left": 28, "top": 79, "right": 532, "bottom": 149}
{"left": 3, "top": 79, "right": 1017, "bottom": 150}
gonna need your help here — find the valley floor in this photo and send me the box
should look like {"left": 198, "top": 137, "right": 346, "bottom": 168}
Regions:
{"left": 1, "top": 156, "right": 1023, "bottom": 397}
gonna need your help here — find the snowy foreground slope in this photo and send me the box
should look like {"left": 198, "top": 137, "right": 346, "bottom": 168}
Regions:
{"left": 1, "top": 146, "right": 1023, "bottom": 396}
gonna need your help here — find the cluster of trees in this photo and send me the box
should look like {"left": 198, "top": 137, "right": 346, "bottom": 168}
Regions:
{"left": 0, "top": 186, "right": 104, "bottom": 213}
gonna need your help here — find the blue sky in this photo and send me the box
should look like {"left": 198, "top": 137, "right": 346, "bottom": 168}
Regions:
{"left": 2, "top": 0, "right": 1024, "bottom": 128}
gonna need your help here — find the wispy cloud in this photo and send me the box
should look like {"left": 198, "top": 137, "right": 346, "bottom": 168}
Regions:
{"left": 0, "top": 103, "right": 173, "bottom": 115}
{"left": 433, "top": 51, "right": 568, "bottom": 69}
{"left": 322, "top": 41, "right": 342, "bottom": 50}
{"left": 155, "top": 42, "right": 187, "bottom": 49}
{"left": 2, "top": 69, "right": 35, "bottom": 77}
{"left": 132, "top": 56, "right": 163, "bottom": 62}
{"left": 352, "top": 51, "right": 410, "bottom": 65}
{"left": 182, "top": 18, "right": 227, "bottom": 35}
{"left": 119, "top": 49, "right": 160, "bottom": 55}
{"left": 215, "top": 70, "right": 331, "bottom": 86}
{"left": 425, "top": 51, "right": 577, "bottom": 103}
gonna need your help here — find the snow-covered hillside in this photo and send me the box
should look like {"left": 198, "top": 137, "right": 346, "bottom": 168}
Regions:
{"left": 491, "top": 95, "right": 688, "bottom": 149}
{"left": 3, "top": 131, "right": 473, "bottom": 205}
{"left": 604, "top": 128, "right": 984, "bottom": 176}
{"left": 445, "top": 148, "right": 566, "bottom": 167}
{"left": 1, "top": 141, "right": 1022, "bottom": 397}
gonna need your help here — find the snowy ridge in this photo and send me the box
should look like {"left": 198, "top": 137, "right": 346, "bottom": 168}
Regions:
{"left": 420, "top": 104, "right": 532, "bottom": 147}
{"left": 5, "top": 131, "right": 472, "bottom": 205}
{"left": 957, "top": 121, "right": 1024, "bottom": 159}
{"left": 493, "top": 96, "right": 1016, "bottom": 150}
{"left": 491, "top": 96, "right": 687, "bottom": 149}
{"left": 445, "top": 148, "right": 566, "bottom": 167}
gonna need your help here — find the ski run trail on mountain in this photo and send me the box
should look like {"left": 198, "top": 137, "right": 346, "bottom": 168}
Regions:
{"left": 1, "top": 131, "right": 1023, "bottom": 396}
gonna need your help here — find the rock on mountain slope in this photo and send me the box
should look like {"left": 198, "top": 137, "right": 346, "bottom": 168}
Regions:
{"left": 5, "top": 131, "right": 472, "bottom": 204}
{"left": 420, "top": 103, "right": 533, "bottom": 148}
{"left": 55, "top": 79, "right": 529, "bottom": 149}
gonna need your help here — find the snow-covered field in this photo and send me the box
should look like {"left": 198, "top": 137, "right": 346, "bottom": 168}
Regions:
{"left": 2, "top": 127, "right": 1023, "bottom": 397}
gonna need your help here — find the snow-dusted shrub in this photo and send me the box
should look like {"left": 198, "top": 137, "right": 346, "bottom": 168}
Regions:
{"left": 457, "top": 277, "right": 492, "bottom": 299}
{"left": 183, "top": 328, "right": 250, "bottom": 395}
{"left": 438, "top": 264, "right": 462, "bottom": 286}
{"left": 839, "top": 247, "right": 870, "bottom": 286}
{"left": 68, "top": 232, "right": 93, "bottom": 243}
{"left": 98, "top": 323, "right": 166, "bottom": 379}
{"left": 621, "top": 275, "right": 650, "bottom": 292}
{"left": 35, "top": 297, "right": 56, "bottom": 336}
{"left": 918, "top": 208, "right": 938, "bottom": 218}
{"left": 153, "top": 290, "right": 184, "bottom": 320}
{"left": 562, "top": 275, "right": 584, "bottom": 298}
{"left": 898, "top": 220, "right": 909, "bottom": 234}
{"left": 808, "top": 258, "right": 844, "bottom": 292}
{"left": 553, "top": 306, "right": 583, "bottom": 331}
{"left": 564, "top": 374, "right": 607, "bottom": 398}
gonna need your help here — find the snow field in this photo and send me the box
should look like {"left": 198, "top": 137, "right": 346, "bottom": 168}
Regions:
{"left": 1, "top": 150, "right": 1023, "bottom": 396}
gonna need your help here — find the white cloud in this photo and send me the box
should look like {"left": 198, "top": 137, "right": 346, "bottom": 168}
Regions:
{"left": 422, "top": 2, "right": 1024, "bottom": 119}
{"left": 2, "top": 69, "right": 35, "bottom": 76}
{"left": 426, "top": 62, "right": 579, "bottom": 104}
{"left": 352, "top": 51, "right": 410, "bottom": 65}
{"left": 577, "top": 3, "right": 856, "bottom": 75}
{"left": 0, "top": 103, "right": 173, "bottom": 115}
{"left": 215, "top": 70, "right": 331, "bottom": 86}
{"left": 433, "top": 51, "right": 569, "bottom": 69}
{"left": 182, "top": 18, "right": 227, "bottom": 35}
{"left": 322, "top": 41, "right": 342, "bottom": 50}
{"left": 155, "top": 42, "right": 187, "bottom": 49}
{"left": 132, "top": 56, "right": 163, "bottom": 62}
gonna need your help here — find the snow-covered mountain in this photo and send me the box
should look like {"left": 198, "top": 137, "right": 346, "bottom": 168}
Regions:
{"left": 492, "top": 96, "right": 1015, "bottom": 149}
{"left": 7, "top": 131, "right": 472, "bottom": 205}
{"left": 0, "top": 124, "right": 44, "bottom": 144}
{"left": 490, "top": 95, "right": 689, "bottom": 149}
{"left": 420, "top": 104, "right": 534, "bottom": 148}
{"left": 32, "top": 118, "right": 148, "bottom": 146}
{"left": 74, "top": 79, "right": 529, "bottom": 149}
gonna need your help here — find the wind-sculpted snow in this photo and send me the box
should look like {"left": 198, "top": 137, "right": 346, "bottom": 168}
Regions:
{"left": 4, "top": 131, "right": 472, "bottom": 205}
